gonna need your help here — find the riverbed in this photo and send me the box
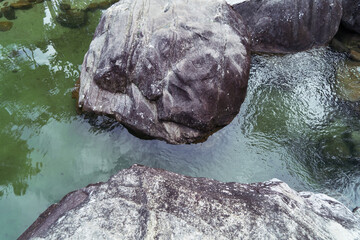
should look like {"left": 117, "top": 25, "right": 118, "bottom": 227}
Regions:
{"left": 1, "top": 1, "right": 360, "bottom": 239}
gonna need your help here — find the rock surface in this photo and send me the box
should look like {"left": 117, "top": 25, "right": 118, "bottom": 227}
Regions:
{"left": 232, "top": 0, "right": 342, "bottom": 53}
{"left": 19, "top": 165, "right": 360, "bottom": 240}
{"left": 78, "top": 0, "right": 250, "bottom": 144}
{"left": 342, "top": 0, "right": 360, "bottom": 34}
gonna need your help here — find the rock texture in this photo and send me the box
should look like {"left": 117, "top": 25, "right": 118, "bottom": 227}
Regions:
{"left": 78, "top": 0, "right": 250, "bottom": 144}
{"left": 20, "top": 165, "right": 360, "bottom": 240}
{"left": 342, "top": 0, "right": 360, "bottom": 33}
{"left": 232, "top": 0, "right": 343, "bottom": 53}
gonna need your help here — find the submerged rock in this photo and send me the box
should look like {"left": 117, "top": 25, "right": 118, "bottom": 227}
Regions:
{"left": 10, "top": 1, "right": 33, "bottom": 9}
{"left": 342, "top": 0, "right": 360, "bottom": 34}
{"left": 0, "top": 21, "right": 13, "bottom": 31}
{"left": 85, "top": 0, "right": 119, "bottom": 12}
{"left": 1, "top": 6, "right": 16, "bottom": 20}
{"left": 78, "top": 0, "right": 250, "bottom": 144}
{"left": 330, "top": 26, "right": 360, "bottom": 62}
{"left": 232, "top": 0, "right": 342, "bottom": 53}
{"left": 56, "top": 9, "right": 87, "bottom": 28}
{"left": 19, "top": 165, "right": 360, "bottom": 240}
{"left": 336, "top": 61, "right": 360, "bottom": 102}
{"left": 58, "top": 3, "right": 71, "bottom": 11}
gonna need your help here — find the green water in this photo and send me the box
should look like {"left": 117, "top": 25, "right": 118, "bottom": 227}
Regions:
{"left": 1, "top": 1, "right": 360, "bottom": 239}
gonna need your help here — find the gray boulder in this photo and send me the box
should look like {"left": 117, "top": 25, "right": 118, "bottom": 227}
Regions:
{"left": 342, "top": 0, "right": 360, "bottom": 33}
{"left": 232, "top": 0, "right": 343, "bottom": 53}
{"left": 78, "top": 0, "right": 250, "bottom": 144}
{"left": 20, "top": 165, "right": 360, "bottom": 240}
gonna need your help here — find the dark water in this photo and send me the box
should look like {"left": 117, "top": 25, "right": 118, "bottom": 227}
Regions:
{"left": 1, "top": 1, "right": 360, "bottom": 239}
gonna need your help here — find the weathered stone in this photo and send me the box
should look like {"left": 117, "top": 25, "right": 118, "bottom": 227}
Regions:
{"left": 78, "top": 0, "right": 250, "bottom": 144}
{"left": 19, "top": 165, "right": 360, "bottom": 240}
{"left": 56, "top": 9, "right": 87, "bottom": 28}
{"left": 342, "top": 0, "right": 360, "bottom": 34}
{"left": 232, "top": 0, "right": 342, "bottom": 53}
{"left": 0, "top": 21, "right": 13, "bottom": 31}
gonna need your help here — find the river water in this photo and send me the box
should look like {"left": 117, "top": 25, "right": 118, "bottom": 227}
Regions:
{"left": 1, "top": 1, "right": 360, "bottom": 239}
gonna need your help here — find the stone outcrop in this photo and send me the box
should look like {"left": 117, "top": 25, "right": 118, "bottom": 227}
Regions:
{"left": 342, "top": 0, "right": 360, "bottom": 34}
{"left": 78, "top": 0, "right": 250, "bottom": 144}
{"left": 232, "top": 0, "right": 343, "bottom": 53}
{"left": 19, "top": 165, "right": 360, "bottom": 240}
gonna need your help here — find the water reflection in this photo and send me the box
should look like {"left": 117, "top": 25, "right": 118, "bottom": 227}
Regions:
{"left": 0, "top": 1, "right": 103, "bottom": 198}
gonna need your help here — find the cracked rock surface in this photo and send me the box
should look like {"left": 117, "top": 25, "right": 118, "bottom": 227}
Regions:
{"left": 20, "top": 165, "right": 360, "bottom": 240}
{"left": 77, "top": 0, "right": 250, "bottom": 144}
{"left": 232, "top": 0, "right": 342, "bottom": 53}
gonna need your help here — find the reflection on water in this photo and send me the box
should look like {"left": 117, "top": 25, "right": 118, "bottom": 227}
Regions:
{"left": 1, "top": 1, "right": 360, "bottom": 239}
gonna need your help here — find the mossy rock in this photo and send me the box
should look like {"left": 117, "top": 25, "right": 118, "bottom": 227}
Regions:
{"left": 336, "top": 61, "right": 360, "bottom": 102}
{"left": 85, "top": 3, "right": 99, "bottom": 12}
{"left": 59, "top": 3, "right": 71, "bottom": 11}
{"left": 97, "top": 1, "right": 112, "bottom": 9}
{"left": 86, "top": 0, "right": 119, "bottom": 12}
{"left": 0, "top": 21, "right": 13, "bottom": 31}
{"left": 10, "top": 1, "right": 33, "bottom": 9}
{"left": 56, "top": 9, "right": 87, "bottom": 28}
{"left": 317, "top": 122, "right": 360, "bottom": 163}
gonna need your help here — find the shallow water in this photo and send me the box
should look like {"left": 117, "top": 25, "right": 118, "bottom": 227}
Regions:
{"left": 1, "top": 1, "right": 360, "bottom": 239}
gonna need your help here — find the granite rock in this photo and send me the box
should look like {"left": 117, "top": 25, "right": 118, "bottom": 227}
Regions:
{"left": 19, "top": 165, "right": 360, "bottom": 240}
{"left": 232, "top": 0, "right": 343, "bottom": 53}
{"left": 78, "top": 0, "right": 250, "bottom": 144}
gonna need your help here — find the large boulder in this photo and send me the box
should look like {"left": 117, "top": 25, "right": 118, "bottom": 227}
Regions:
{"left": 77, "top": 0, "right": 250, "bottom": 144}
{"left": 232, "top": 0, "right": 343, "bottom": 53}
{"left": 342, "top": 0, "right": 360, "bottom": 33}
{"left": 20, "top": 165, "right": 360, "bottom": 239}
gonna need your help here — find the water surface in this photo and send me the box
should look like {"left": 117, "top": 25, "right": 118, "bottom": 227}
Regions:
{"left": 1, "top": 1, "right": 360, "bottom": 239}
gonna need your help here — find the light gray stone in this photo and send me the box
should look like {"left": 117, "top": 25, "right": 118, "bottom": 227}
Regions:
{"left": 20, "top": 165, "right": 360, "bottom": 240}
{"left": 77, "top": 0, "right": 250, "bottom": 144}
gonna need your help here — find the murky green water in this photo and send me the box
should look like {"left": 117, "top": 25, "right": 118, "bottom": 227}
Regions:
{"left": 1, "top": 1, "right": 360, "bottom": 239}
